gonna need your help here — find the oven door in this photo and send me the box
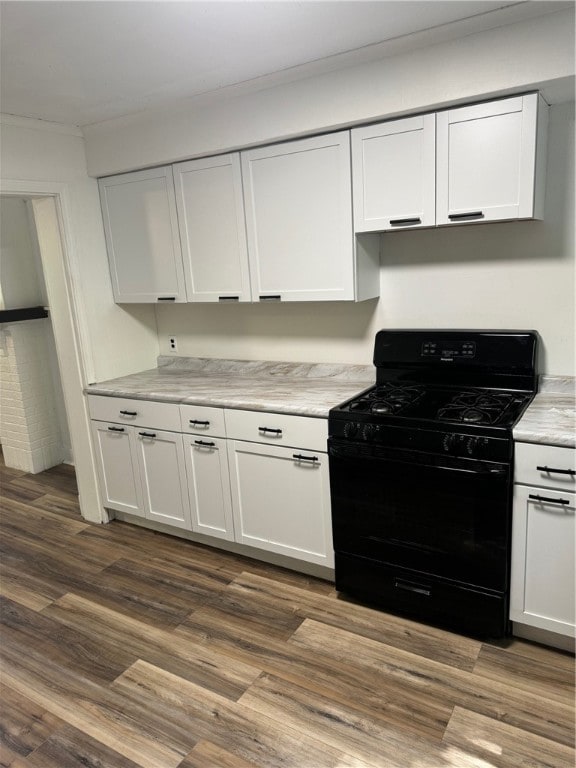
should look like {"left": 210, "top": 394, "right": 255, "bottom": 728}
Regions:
{"left": 329, "top": 438, "right": 512, "bottom": 592}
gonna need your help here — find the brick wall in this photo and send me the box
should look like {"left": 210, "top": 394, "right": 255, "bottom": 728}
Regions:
{"left": 0, "top": 319, "right": 65, "bottom": 472}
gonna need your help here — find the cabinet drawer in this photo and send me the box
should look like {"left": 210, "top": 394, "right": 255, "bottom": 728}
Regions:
{"left": 87, "top": 395, "right": 181, "bottom": 432}
{"left": 515, "top": 442, "right": 575, "bottom": 491}
{"left": 224, "top": 409, "right": 328, "bottom": 452}
{"left": 180, "top": 404, "right": 226, "bottom": 437}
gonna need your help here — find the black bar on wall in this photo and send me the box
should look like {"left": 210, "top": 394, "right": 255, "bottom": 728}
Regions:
{"left": 0, "top": 306, "right": 49, "bottom": 323}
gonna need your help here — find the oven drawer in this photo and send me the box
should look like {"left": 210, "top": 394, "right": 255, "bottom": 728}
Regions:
{"left": 335, "top": 551, "right": 508, "bottom": 638}
{"left": 224, "top": 409, "right": 328, "bottom": 451}
{"left": 87, "top": 395, "right": 181, "bottom": 432}
{"left": 515, "top": 442, "right": 575, "bottom": 491}
{"left": 180, "top": 404, "right": 226, "bottom": 437}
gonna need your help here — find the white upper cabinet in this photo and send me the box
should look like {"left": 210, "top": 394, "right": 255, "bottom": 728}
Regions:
{"left": 173, "top": 154, "right": 252, "bottom": 303}
{"left": 99, "top": 167, "right": 186, "bottom": 303}
{"left": 242, "top": 132, "right": 376, "bottom": 302}
{"left": 437, "top": 94, "right": 548, "bottom": 225}
{"left": 352, "top": 115, "right": 436, "bottom": 232}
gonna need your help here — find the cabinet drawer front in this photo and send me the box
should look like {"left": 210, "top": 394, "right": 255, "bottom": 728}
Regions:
{"left": 224, "top": 409, "right": 328, "bottom": 452}
{"left": 515, "top": 442, "right": 575, "bottom": 491}
{"left": 88, "top": 395, "right": 181, "bottom": 432}
{"left": 179, "top": 404, "right": 226, "bottom": 437}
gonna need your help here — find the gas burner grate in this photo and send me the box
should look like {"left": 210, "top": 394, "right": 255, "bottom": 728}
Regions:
{"left": 348, "top": 383, "right": 425, "bottom": 415}
{"left": 437, "top": 391, "right": 520, "bottom": 426}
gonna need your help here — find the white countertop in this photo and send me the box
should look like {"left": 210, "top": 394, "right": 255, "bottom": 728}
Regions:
{"left": 86, "top": 356, "right": 374, "bottom": 418}
{"left": 513, "top": 376, "right": 575, "bottom": 448}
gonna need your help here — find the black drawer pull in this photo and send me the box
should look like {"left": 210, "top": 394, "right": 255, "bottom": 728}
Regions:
{"left": 259, "top": 295, "right": 281, "bottom": 301}
{"left": 119, "top": 410, "right": 137, "bottom": 416}
{"left": 536, "top": 465, "right": 575, "bottom": 476}
{"left": 139, "top": 431, "right": 156, "bottom": 438}
{"left": 390, "top": 217, "right": 421, "bottom": 226}
{"left": 157, "top": 297, "right": 176, "bottom": 301}
{"left": 189, "top": 420, "right": 210, "bottom": 426}
{"left": 448, "top": 211, "right": 484, "bottom": 221}
{"left": 195, "top": 440, "right": 215, "bottom": 447}
{"left": 293, "top": 454, "right": 318, "bottom": 463}
{"left": 529, "top": 494, "right": 570, "bottom": 506}
{"left": 107, "top": 426, "right": 125, "bottom": 432}
{"left": 394, "top": 579, "right": 431, "bottom": 597}
{"left": 218, "top": 296, "right": 239, "bottom": 302}
{"left": 258, "top": 427, "right": 282, "bottom": 435}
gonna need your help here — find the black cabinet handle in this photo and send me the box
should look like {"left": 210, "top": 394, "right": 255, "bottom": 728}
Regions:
{"left": 218, "top": 296, "right": 239, "bottom": 302}
{"left": 138, "top": 431, "right": 156, "bottom": 438}
{"left": 536, "top": 465, "right": 575, "bottom": 476}
{"left": 107, "top": 426, "right": 125, "bottom": 432}
{"left": 448, "top": 211, "right": 484, "bottom": 221}
{"left": 195, "top": 440, "right": 215, "bottom": 447}
{"left": 258, "top": 427, "right": 282, "bottom": 435}
{"left": 119, "top": 410, "right": 137, "bottom": 416}
{"left": 189, "top": 420, "right": 210, "bottom": 426}
{"left": 157, "top": 297, "right": 176, "bottom": 302}
{"left": 394, "top": 579, "right": 431, "bottom": 597}
{"left": 390, "top": 217, "right": 422, "bottom": 226}
{"left": 260, "top": 295, "right": 281, "bottom": 301}
{"left": 529, "top": 494, "right": 571, "bottom": 506}
{"left": 293, "top": 454, "right": 318, "bottom": 463}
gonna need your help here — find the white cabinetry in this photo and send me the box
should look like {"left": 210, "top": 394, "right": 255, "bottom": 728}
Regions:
{"left": 511, "top": 442, "right": 575, "bottom": 645}
{"left": 352, "top": 115, "right": 436, "bottom": 232}
{"left": 180, "top": 404, "right": 234, "bottom": 541}
{"left": 173, "top": 154, "right": 252, "bottom": 303}
{"left": 98, "top": 167, "right": 186, "bottom": 303}
{"left": 226, "top": 409, "right": 333, "bottom": 567}
{"left": 437, "top": 94, "right": 548, "bottom": 225}
{"left": 88, "top": 396, "right": 191, "bottom": 530}
{"left": 242, "top": 132, "right": 378, "bottom": 302}
{"left": 90, "top": 420, "right": 143, "bottom": 517}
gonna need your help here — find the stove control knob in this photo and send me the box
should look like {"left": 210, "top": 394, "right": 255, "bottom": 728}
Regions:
{"left": 442, "top": 433, "right": 455, "bottom": 452}
{"left": 362, "top": 423, "right": 375, "bottom": 441}
{"left": 343, "top": 422, "right": 359, "bottom": 438}
{"left": 466, "top": 437, "right": 478, "bottom": 456}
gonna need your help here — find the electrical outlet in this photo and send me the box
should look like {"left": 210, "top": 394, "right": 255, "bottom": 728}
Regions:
{"left": 168, "top": 336, "right": 178, "bottom": 352}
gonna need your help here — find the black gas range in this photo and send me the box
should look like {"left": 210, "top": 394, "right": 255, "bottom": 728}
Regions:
{"left": 328, "top": 330, "right": 538, "bottom": 638}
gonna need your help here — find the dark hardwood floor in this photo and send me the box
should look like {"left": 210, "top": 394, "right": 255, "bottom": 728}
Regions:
{"left": 1, "top": 454, "right": 574, "bottom": 767}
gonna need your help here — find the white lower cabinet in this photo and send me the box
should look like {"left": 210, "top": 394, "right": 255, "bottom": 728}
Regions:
{"left": 227, "top": 440, "right": 333, "bottom": 567}
{"left": 510, "top": 442, "right": 576, "bottom": 642}
{"left": 183, "top": 434, "right": 234, "bottom": 541}
{"left": 135, "top": 428, "right": 191, "bottom": 530}
{"left": 91, "top": 421, "right": 144, "bottom": 517}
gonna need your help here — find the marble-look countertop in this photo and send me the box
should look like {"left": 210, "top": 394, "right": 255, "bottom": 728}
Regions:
{"left": 513, "top": 376, "right": 575, "bottom": 448}
{"left": 86, "top": 356, "right": 375, "bottom": 417}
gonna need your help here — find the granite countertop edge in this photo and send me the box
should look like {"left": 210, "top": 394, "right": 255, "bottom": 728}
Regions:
{"left": 512, "top": 375, "right": 575, "bottom": 449}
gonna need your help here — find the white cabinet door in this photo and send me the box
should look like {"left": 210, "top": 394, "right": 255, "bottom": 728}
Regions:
{"left": 183, "top": 435, "right": 234, "bottom": 541}
{"left": 90, "top": 422, "right": 144, "bottom": 517}
{"left": 241, "top": 132, "right": 355, "bottom": 302}
{"left": 352, "top": 115, "right": 436, "bottom": 232}
{"left": 134, "top": 428, "right": 192, "bottom": 530}
{"left": 437, "top": 94, "right": 547, "bottom": 225}
{"left": 227, "top": 440, "right": 333, "bottom": 567}
{"left": 510, "top": 484, "right": 575, "bottom": 637}
{"left": 173, "top": 154, "right": 252, "bottom": 303}
{"left": 99, "top": 166, "right": 186, "bottom": 303}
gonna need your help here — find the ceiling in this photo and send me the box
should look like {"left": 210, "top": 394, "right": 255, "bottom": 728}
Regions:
{"left": 0, "top": 1, "right": 571, "bottom": 128}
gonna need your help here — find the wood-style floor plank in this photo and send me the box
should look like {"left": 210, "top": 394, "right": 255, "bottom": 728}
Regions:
{"left": 0, "top": 455, "right": 574, "bottom": 768}
{"left": 113, "top": 659, "right": 377, "bottom": 768}
{"left": 42, "top": 592, "right": 262, "bottom": 700}
{"left": 291, "top": 617, "right": 575, "bottom": 747}
{"left": 216, "top": 571, "right": 483, "bottom": 669}
{"left": 443, "top": 706, "right": 576, "bottom": 768}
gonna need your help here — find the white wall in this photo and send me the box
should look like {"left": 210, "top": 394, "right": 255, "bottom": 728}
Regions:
{"left": 156, "top": 102, "right": 575, "bottom": 376}
{"left": 84, "top": 8, "right": 575, "bottom": 176}
{"left": 0, "top": 197, "right": 44, "bottom": 309}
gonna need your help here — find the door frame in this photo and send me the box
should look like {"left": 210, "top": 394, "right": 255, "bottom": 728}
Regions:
{"left": 1, "top": 179, "right": 106, "bottom": 523}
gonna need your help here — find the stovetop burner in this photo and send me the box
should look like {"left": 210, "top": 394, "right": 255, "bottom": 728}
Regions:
{"left": 350, "top": 383, "right": 425, "bottom": 415}
{"left": 436, "top": 391, "right": 524, "bottom": 426}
